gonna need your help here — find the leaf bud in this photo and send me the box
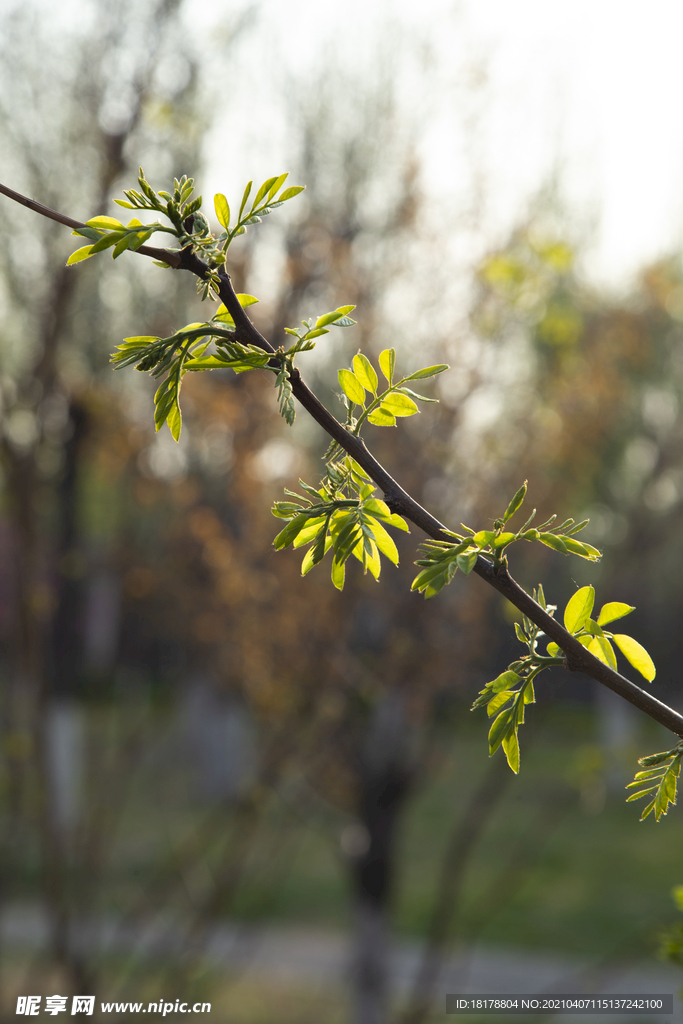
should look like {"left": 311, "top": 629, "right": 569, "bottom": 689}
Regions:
{"left": 136, "top": 349, "right": 163, "bottom": 372}
{"left": 191, "top": 211, "right": 210, "bottom": 236}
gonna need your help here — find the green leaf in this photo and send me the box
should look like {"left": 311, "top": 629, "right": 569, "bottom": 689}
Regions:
{"left": 66, "top": 245, "right": 95, "bottom": 265}
{"left": 364, "top": 498, "right": 391, "bottom": 517}
{"left": 456, "top": 550, "right": 478, "bottom": 575}
{"left": 278, "top": 185, "right": 305, "bottom": 202}
{"left": 613, "top": 635, "right": 656, "bottom": 682}
{"left": 85, "top": 215, "right": 123, "bottom": 231}
{"left": 292, "top": 516, "right": 327, "bottom": 548}
{"left": 474, "top": 530, "right": 496, "bottom": 548}
{"left": 379, "top": 348, "right": 396, "bottom": 384}
{"left": 630, "top": 768, "right": 666, "bottom": 783}
{"left": 126, "top": 229, "right": 153, "bottom": 252}
{"left": 546, "top": 642, "right": 561, "bottom": 657}
{"left": 587, "top": 635, "right": 618, "bottom": 672}
{"left": 597, "top": 602, "right": 635, "bottom": 627}
{"left": 560, "top": 536, "right": 598, "bottom": 559}
{"left": 398, "top": 387, "right": 438, "bottom": 403}
{"left": 359, "top": 537, "right": 381, "bottom": 580}
{"left": 154, "top": 366, "right": 183, "bottom": 441}
{"left": 365, "top": 517, "right": 399, "bottom": 564}
{"left": 490, "top": 670, "right": 521, "bottom": 692}
{"left": 410, "top": 562, "right": 449, "bottom": 592}
{"left": 235, "top": 181, "right": 251, "bottom": 222}
{"left": 352, "top": 354, "right": 378, "bottom": 393}
{"left": 406, "top": 363, "right": 449, "bottom": 380}
{"left": 487, "top": 691, "right": 514, "bottom": 716}
{"left": 112, "top": 235, "right": 133, "bottom": 258}
{"left": 564, "top": 586, "right": 595, "bottom": 634}
{"left": 89, "top": 231, "right": 125, "bottom": 254}
{"left": 566, "top": 518, "right": 590, "bottom": 535}
{"left": 273, "top": 513, "right": 311, "bottom": 550}
{"left": 503, "top": 481, "right": 527, "bottom": 522}
{"left": 316, "top": 305, "right": 356, "bottom": 329}
{"left": 379, "top": 511, "right": 410, "bottom": 532}
{"left": 73, "top": 225, "right": 104, "bottom": 240}
{"left": 266, "top": 173, "right": 288, "bottom": 202}
{"left": 539, "top": 532, "right": 568, "bottom": 554}
{"left": 119, "top": 334, "right": 159, "bottom": 347}
{"left": 626, "top": 786, "right": 659, "bottom": 802}
{"left": 214, "top": 193, "right": 230, "bottom": 229}
{"left": 331, "top": 556, "right": 345, "bottom": 590}
{"left": 301, "top": 532, "right": 332, "bottom": 575}
{"left": 492, "top": 532, "right": 516, "bottom": 550}
{"left": 488, "top": 708, "right": 513, "bottom": 754}
{"left": 367, "top": 408, "right": 396, "bottom": 427}
{"left": 185, "top": 355, "right": 240, "bottom": 370}
{"left": 253, "top": 176, "right": 279, "bottom": 209}
{"left": 380, "top": 393, "right": 419, "bottom": 417}
{"left": 338, "top": 368, "right": 366, "bottom": 406}
{"left": 502, "top": 730, "right": 520, "bottom": 773}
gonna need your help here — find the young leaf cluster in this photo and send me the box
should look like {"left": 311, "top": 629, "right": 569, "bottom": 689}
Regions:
{"left": 411, "top": 481, "right": 601, "bottom": 599}
{"left": 471, "top": 585, "right": 553, "bottom": 773}
{"left": 214, "top": 174, "right": 304, "bottom": 257}
{"left": 274, "top": 305, "right": 357, "bottom": 425}
{"left": 68, "top": 170, "right": 198, "bottom": 266}
{"left": 275, "top": 365, "right": 295, "bottom": 426}
{"left": 627, "top": 742, "right": 683, "bottom": 821}
{"left": 110, "top": 294, "right": 268, "bottom": 441}
{"left": 272, "top": 457, "right": 409, "bottom": 590}
{"left": 283, "top": 306, "right": 356, "bottom": 355}
{"left": 336, "top": 348, "right": 448, "bottom": 432}
{"left": 91, "top": 172, "right": 359, "bottom": 436}
{"left": 67, "top": 169, "right": 304, "bottom": 301}
{"left": 546, "top": 585, "right": 656, "bottom": 682}
{"left": 472, "top": 583, "right": 658, "bottom": 788}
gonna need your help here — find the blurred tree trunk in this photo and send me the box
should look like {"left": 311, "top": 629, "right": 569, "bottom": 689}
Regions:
{"left": 350, "top": 692, "right": 412, "bottom": 1024}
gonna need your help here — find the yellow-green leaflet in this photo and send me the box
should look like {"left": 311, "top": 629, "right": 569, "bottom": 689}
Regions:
{"left": 613, "top": 635, "right": 656, "bottom": 682}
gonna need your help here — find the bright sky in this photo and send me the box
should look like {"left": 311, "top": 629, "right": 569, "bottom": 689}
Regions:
{"left": 16, "top": 0, "right": 683, "bottom": 292}
{"left": 194, "top": 0, "right": 683, "bottom": 292}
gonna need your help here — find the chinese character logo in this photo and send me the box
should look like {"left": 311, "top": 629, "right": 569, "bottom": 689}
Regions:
{"left": 45, "top": 995, "right": 68, "bottom": 1015}
{"left": 71, "top": 997, "right": 95, "bottom": 1016}
{"left": 16, "top": 996, "right": 41, "bottom": 1015}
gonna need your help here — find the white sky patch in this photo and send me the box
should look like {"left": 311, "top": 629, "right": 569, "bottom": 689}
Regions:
{"left": 187, "top": 0, "right": 683, "bottom": 293}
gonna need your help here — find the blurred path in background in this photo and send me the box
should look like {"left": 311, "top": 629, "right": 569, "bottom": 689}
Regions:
{"left": 1, "top": 905, "right": 679, "bottom": 1020}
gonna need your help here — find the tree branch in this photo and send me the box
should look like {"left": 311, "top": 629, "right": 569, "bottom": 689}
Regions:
{"left": 4, "top": 181, "right": 683, "bottom": 738}
{"left": 0, "top": 182, "right": 181, "bottom": 267}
